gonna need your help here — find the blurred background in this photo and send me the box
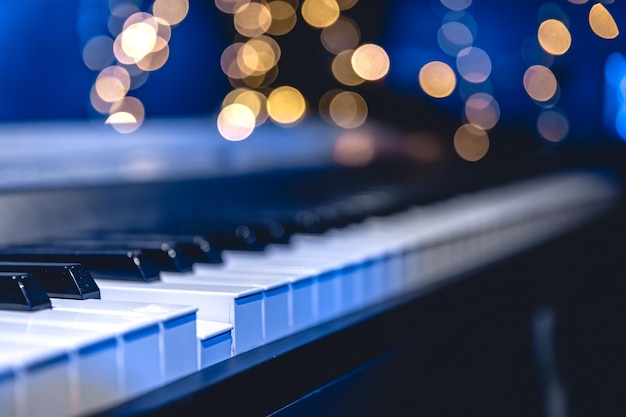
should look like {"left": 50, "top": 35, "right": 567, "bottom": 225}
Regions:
{"left": 0, "top": 0, "right": 625, "bottom": 164}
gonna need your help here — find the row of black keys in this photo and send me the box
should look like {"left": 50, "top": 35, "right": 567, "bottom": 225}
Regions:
{"left": 0, "top": 177, "right": 432, "bottom": 311}
{"left": 0, "top": 160, "right": 507, "bottom": 313}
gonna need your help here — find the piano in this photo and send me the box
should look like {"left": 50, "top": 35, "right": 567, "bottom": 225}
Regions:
{"left": 1, "top": 0, "right": 626, "bottom": 416}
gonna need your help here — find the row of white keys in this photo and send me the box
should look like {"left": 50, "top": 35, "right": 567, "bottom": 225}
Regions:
{"left": 160, "top": 271, "right": 291, "bottom": 343}
{"left": 190, "top": 169, "right": 619, "bottom": 334}
{"left": 0, "top": 319, "right": 119, "bottom": 417}
{"left": 50, "top": 298, "right": 198, "bottom": 384}
{"left": 0, "top": 309, "right": 163, "bottom": 410}
{"left": 95, "top": 280, "right": 264, "bottom": 355}
{"left": 188, "top": 208, "right": 433, "bottom": 323}
{"left": 190, "top": 259, "right": 343, "bottom": 327}
{"left": 0, "top": 341, "right": 72, "bottom": 417}
{"left": 177, "top": 266, "right": 320, "bottom": 334}
{"left": 0, "top": 297, "right": 201, "bottom": 417}
{"left": 184, "top": 265, "right": 319, "bottom": 333}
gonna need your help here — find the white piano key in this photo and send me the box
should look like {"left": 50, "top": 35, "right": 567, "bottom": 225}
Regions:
{"left": 50, "top": 298, "right": 199, "bottom": 384}
{"left": 161, "top": 271, "right": 290, "bottom": 343}
{"left": 200, "top": 258, "right": 345, "bottom": 324}
{"left": 96, "top": 280, "right": 264, "bottom": 354}
{"left": 193, "top": 263, "right": 317, "bottom": 332}
{"left": 0, "top": 308, "right": 162, "bottom": 401}
{"left": 0, "top": 341, "right": 74, "bottom": 417}
{"left": 232, "top": 248, "right": 364, "bottom": 310}
{"left": 265, "top": 234, "right": 404, "bottom": 300}
{"left": 0, "top": 328, "right": 106, "bottom": 417}
{"left": 0, "top": 342, "right": 72, "bottom": 417}
{"left": 206, "top": 251, "right": 362, "bottom": 322}
{"left": 0, "top": 359, "right": 16, "bottom": 417}
{"left": 196, "top": 320, "right": 233, "bottom": 369}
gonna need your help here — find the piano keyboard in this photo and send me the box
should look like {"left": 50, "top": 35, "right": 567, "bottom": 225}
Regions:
{"left": 0, "top": 168, "right": 619, "bottom": 417}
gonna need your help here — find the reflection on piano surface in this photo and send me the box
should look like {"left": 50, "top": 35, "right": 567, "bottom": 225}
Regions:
{"left": 1, "top": 1, "right": 626, "bottom": 417}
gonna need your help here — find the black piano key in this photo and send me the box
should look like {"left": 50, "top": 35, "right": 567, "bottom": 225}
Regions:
{"left": 203, "top": 224, "right": 270, "bottom": 252}
{"left": 0, "top": 262, "right": 100, "bottom": 300}
{"left": 0, "top": 272, "right": 52, "bottom": 311}
{"left": 32, "top": 238, "right": 194, "bottom": 272}
{"left": 90, "top": 232, "right": 224, "bottom": 264}
{"left": 0, "top": 249, "right": 161, "bottom": 282}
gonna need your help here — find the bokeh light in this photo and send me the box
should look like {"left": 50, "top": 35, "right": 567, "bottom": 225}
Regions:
{"left": 453, "top": 123, "right": 489, "bottom": 161}
{"left": 537, "top": 108, "right": 569, "bottom": 143}
{"left": 217, "top": 103, "right": 257, "bottom": 141}
{"left": 82, "top": 36, "right": 116, "bottom": 71}
{"left": 267, "top": 86, "right": 307, "bottom": 125}
{"left": 266, "top": 1, "right": 298, "bottom": 36}
{"left": 328, "top": 91, "right": 368, "bottom": 128}
{"left": 351, "top": 44, "right": 390, "bottom": 81}
{"left": 222, "top": 88, "right": 269, "bottom": 126}
{"left": 321, "top": 17, "right": 361, "bottom": 54}
{"left": 523, "top": 64, "right": 558, "bottom": 102}
{"left": 588, "top": 3, "right": 619, "bottom": 40}
{"left": 81, "top": 0, "right": 189, "bottom": 132}
{"left": 419, "top": 61, "right": 457, "bottom": 98}
{"left": 440, "top": 0, "right": 472, "bottom": 11}
{"left": 456, "top": 46, "right": 491, "bottom": 83}
{"left": 106, "top": 96, "right": 145, "bottom": 133}
{"left": 464, "top": 92, "right": 500, "bottom": 130}
{"left": 537, "top": 19, "right": 571, "bottom": 55}
{"left": 233, "top": 2, "right": 272, "bottom": 37}
{"left": 438, "top": 21, "right": 474, "bottom": 56}
{"left": 152, "top": 0, "right": 189, "bottom": 26}
{"left": 301, "top": 0, "right": 340, "bottom": 28}
{"left": 95, "top": 66, "right": 131, "bottom": 103}
{"left": 332, "top": 50, "right": 366, "bottom": 86}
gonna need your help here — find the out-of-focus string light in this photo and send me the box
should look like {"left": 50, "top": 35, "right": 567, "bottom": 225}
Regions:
{"left": 351, "top": 43, "right": 390, "bottom": 81}
{"left": 336, "top": 0, "right": 358, "bottom": 11}
{"left": 440, "top": 0, "right": 472, "bottom": 12}
{"left": 82, "top": 35, "right": 116, "bottom": 71}
{"left": 267, "top": 86, "right": 307, "bottom": 125}
{"left": 456, "top": 46, "right": 491, "bottom": 83}
{"left": 301, "top": 0, "right": 340, "bottom": 28}
{"left": 454, "top": 123, "right": 489, "bottom": 162}
{"left": 214, "top": 0, "right": 250, "bottom": 15}
{"left": 216, "top": 0, "right": 392, "bottom": 139}
{"left": 321, "top": 17, "right": 360, "bottom": 54}
{"left": 438, "top": 21, "right": 474, "bottom": 56}
{"left": 95, "top": 65, "right": 131, "bottom": 103}
{"left": 464, "top": 92, "right": 499, "bottom": 130}
{"left": 106, "top": 96, "right": 145, "bottom": 133}
{"left": 537, "top": 108, "right": 569, "bottom": 143}
{"left": 233, "top": 2, "right": 272, "bottom": 37}
{"left": 266, "top": 1, "right": 297, "bottom": 36}
{"left": 537, "top": 18, "right": 571, "bottom": 55}
{"left": 332, "top": 50, "right": 366, "bottom": 86}
{"left": 222, "top": 88, "right": 269, "bottom": 126}
{"left": 426, "top": 0, "right": 496, "bottom": 161}
{"left": 523, "top": 64, "right": 558, "bottom": 102}
{"left": 328, "top": 90, "right": 368, "bottom": 128}
{"left": 418, "top": 0, "right": 621, "bottom": 159}
{"left": 81, "top": 0, "right": 189, "bottom": 133}
{"left": 419, "top": 61, "right": 457, "bottom": 99}
{"left": 588, "top": 3, "right": 619, "bottom": 40}
{"left": 217, "top": 103, "right": 257, "bottom": 141}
